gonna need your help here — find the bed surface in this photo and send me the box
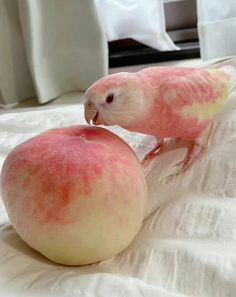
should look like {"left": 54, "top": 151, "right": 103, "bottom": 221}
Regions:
{"left": 1, "top": 60, "right": 236, "bottom": 297}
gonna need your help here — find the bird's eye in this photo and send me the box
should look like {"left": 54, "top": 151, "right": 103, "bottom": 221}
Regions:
{"left": 106, "top": 94, "right": 114, "bottom": 104}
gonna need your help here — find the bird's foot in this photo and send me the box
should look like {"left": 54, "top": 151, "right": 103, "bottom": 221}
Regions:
{"left": 173, "top": 140, "right": 206, "bottom": 173}
{"left": 141, "top": 139, "right": 164, "bottom": 167}
{"left": 163, "top": 140, "right": 207, "bottom": 182}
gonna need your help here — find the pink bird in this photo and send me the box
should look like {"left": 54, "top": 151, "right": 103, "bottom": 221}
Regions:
{"left": 84, "top": 64, "right": 233, "bottom": 175}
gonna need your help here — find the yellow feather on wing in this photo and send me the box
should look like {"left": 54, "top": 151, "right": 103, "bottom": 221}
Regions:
{"left": 183, "top": 69, "right": 231, "bottom": 120}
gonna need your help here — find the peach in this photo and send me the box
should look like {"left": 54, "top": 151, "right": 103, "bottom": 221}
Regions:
{"left": 1, "top": 126, "right": 147, "bottom": 266}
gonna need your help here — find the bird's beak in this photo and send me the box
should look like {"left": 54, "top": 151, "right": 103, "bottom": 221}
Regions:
{"left": 84, "top": 100, "right": 99, "bottom": 125}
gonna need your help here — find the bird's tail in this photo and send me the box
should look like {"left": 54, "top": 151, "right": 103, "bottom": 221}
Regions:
{"left": 206, "top": 56, "right": 236, "bottom": 93}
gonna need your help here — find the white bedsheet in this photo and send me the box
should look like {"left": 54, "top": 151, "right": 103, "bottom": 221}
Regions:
{"left": 1, "top": 70, "right": 236, "bottom": 296}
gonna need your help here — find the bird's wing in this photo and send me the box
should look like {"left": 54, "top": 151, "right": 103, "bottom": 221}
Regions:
{"left": 158, "top": 68, "right": 231, "bottom": 121}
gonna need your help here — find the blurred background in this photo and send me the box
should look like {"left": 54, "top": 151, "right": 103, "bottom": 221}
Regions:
{"left": 1, "top": 0, "right": 236, "bottom": 110}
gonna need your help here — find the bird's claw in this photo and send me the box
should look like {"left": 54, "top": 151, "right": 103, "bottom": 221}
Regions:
{"left": 141, "top": 139, "right": 163, "bottom": 168}
{"left": 164, "top": 142, "right": 206, "bottom": 182}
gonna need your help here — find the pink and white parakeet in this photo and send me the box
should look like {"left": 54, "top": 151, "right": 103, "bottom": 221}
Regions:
{"left": 84, "top": 65, "right": 233, "bottom": 172}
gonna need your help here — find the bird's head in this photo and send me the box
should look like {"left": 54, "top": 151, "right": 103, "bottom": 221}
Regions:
{"left": 84, "top": 72, "right": 148, "bottom": 128}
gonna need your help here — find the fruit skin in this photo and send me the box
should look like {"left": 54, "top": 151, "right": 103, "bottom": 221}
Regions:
{"left": 1, "top": 125, "right": 147, "bottom": 266}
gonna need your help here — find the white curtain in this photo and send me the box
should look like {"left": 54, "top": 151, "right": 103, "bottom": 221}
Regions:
{"left": 197, "top": 0, "right": 236, "bottom": 60}
{"left": 3, "top": 0, "right": 236, "bottom": 107}
{"left": 95, "top": 0, "right": 178, "bottom": 51}
{"left": 0, "top": 0, "right": 108, "bottom": 107}
{"left": 0, "top": 0, "right": 35, "bottom": 108}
